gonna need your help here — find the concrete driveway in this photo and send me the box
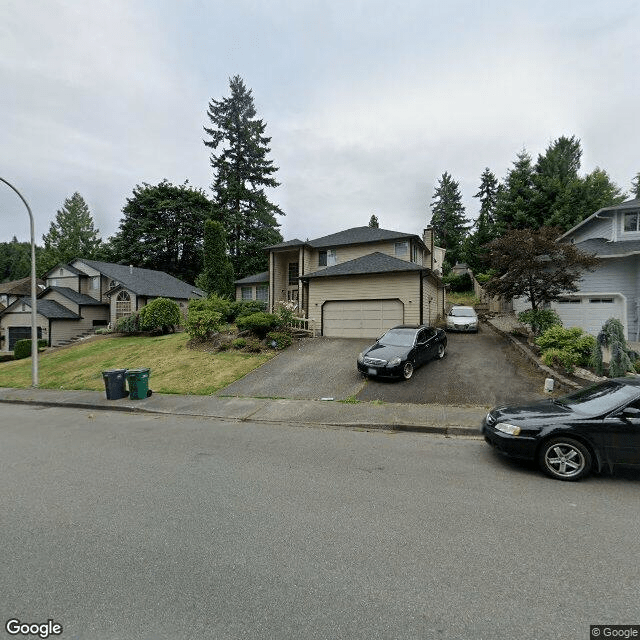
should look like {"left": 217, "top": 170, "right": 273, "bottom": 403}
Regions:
{"left": 217, "top": 325, "right": 554, "bottom": 406}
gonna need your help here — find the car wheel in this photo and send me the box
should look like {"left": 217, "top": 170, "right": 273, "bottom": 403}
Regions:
{"left": 402, "top": 361, "right": 414, "bottom": 380}
{"left": 538, "top": 437, "right": 592, "bottom": 481}
{"left": 437, "top": 343, "right": 446, "bottom": 359}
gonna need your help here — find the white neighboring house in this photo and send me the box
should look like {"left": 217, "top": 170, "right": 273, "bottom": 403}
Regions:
{"left": 513, "top": 198, "right": 640, "bottom": 339}
{"left": 0, "top": 259, "right": 204, "bottom": 351}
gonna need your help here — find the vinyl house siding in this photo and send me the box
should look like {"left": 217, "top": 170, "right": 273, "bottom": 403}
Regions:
{"left": 307, "top": 272, "right": 423, "bottom": 331}
{"left": 1, "top": 311, "right": 48, "bottom": 350}
{"left": 42, "top": 290, "right": 80, "bottom": 314}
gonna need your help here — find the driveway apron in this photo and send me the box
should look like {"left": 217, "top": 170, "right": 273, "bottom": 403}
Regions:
{"left": 217, "top": 337, "right": 371, "bottom": 400}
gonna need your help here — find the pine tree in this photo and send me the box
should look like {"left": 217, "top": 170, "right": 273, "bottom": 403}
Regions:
{"left": 40, "top": 192, "right": 101, "bottom": 273}
{"left": 428, "top": 172, "right": 469, "bottom": 268}
{"left": 494, "top": 150, "right": 537, "bottom": 232}
{"left": 204, "top": 75, "right": 284, "bottom": 279}
{"left": 197, "top": 219, "right": 235, "bottom": 297}
{"left": 368, "top": 214, "right": 379, "bottom": 228}
{"left": 631, "top": 172, "right": 640, "bottom": 199}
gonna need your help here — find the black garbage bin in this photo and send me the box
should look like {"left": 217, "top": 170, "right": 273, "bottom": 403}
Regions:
{"left": 102, "top": 369, "right": 128, "bottom": 400}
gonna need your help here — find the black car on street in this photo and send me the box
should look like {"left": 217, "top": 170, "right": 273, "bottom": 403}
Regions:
{"left": 357, "top": 325, "right": 447, "bottom": 380}
{"left": 482, "top": 378, "right": 640, "bottom": 481}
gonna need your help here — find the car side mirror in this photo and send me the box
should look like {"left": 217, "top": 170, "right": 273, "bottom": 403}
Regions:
{"left": 621, "top": 406, "right": 640, "bottom": 420}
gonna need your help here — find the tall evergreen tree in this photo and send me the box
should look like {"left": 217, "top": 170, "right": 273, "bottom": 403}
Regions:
{"left": 204, "top": 75, "right": 284, "bottom": 279}
{"left": 0, "top": 237, "right": 41, "bottom": 281}
{"left": 40, "top": 192, "right": 101, "bottom": 273}
{"left": 108, "top": 180, "right": 212, "bottom": 284}
{"left": 462, "top": 169, "right": 499, "bottom": 274}
{"left": 368, "top": 214, "right": 379, "bottom": 228}
{"left": 196, "top": 219, "right": 235, "bottom": 297}
{"left": 494, "top": 150, "right": 537, "bottom": 232}
{"left": 428, "top": 172, "right": 469, "bottom": 268}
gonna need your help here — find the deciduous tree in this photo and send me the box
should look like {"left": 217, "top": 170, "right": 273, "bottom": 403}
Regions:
{"left": 483, "top": 227, "right": 599, "bottom": 310}
{"left": 108, "top": 180, "right": 212, "bottom": 284}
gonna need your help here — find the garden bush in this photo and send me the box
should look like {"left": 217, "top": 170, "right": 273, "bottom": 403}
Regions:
{"left": 518, "top": 309, "right": 562, "bottom": 335}
{"left": 267, "top": 331, "right": 293, "bottom": 350}
{"left": 13, "top": 339, "right": 47, "bottom": 360}
{"left": 592, "top": 317, "right": 635, "bottom": 377}
{"left": 114, "top": 312, "right": 141, "bottom": 334}
{"left": 443, "top": 272, "right": 473, "bottom": 293}
{"left": 535, "top": 325, "right": 596, "bottom": 372}
{"left": 185, "top": 299, "right": 224, "bottom": 341}
{"left": 232, "top": 299, "right": 268, "bottom": 320}
{"left": 139, "top": 298, "right": 181, "bottom": 334}
{"left": 236, "top": 312, "right": 278, "bottom": 338}
{"left": 232, "top": 338, "right": 247, "bottom": 350}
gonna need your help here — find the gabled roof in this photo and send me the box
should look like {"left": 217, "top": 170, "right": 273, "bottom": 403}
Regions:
{"left": 268, "top": 227, "right": 423, "bottom": 251}
{"left": 72, "top": 259, "right": 204, "bottom": 299}
{"left": 561, "top": 198, "right": 640, "bottom": 239}
{"left": 0, "top": 297, "right": 80, "bottom": 320}
{"left": 302, "top": 252, "right": 426, "bottom": 279}
{"left": 43, "top": 286, "right": 107, "bottom": 306}
{"left": 44, "top": 263, "right": 84, "bottom": 277}
{"left": 0, "top": 277, "right": 46, "bottom": 295}
{"left": 574, "top": 238, "right": 640, "bottom": 258}
{"left": 235, "top": 271, "right": 269, "bottom": 285}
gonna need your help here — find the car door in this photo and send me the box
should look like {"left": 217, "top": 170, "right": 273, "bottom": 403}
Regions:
{"left": 413, "top": 329, "right": 429, "bottom": 366}
{"left": 602, "top": 400, "right": 640, "bottom": 465}
{"left": 422, "top": 327, "right": 438, "bottom": 361}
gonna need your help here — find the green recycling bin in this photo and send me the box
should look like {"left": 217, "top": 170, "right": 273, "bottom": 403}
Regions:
{"left": 126, "top": 368, "right": 151, "bottom": 400}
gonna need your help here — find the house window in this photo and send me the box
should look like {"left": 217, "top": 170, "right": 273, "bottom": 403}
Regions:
{"left": 558, "top": 298, "right": 581, "bottom": 304}
{"left": 412, "top": 245, "right": 420, "bottom": 263}
{"left": 59, "top": 268, "right": 64, "bottom": 275}
{"left": 623, "top": 212, "right": 640, "bottom": 232}
{"left": 318, "top": 249, "right": 337, "bottom": 267}
{"left": 395, "top": 241, "right": 408, "bottom": 257}
{"left": 90, "top": 276, "right": 99, "bottom": 290}
{"left": 589, "top": 298, "right": 614, "bottom": 304}
{"left": 115, "top": 291, "right": 132, "bottom": 318}
{"left": 288, "top": 263, "right": 298, "bottom": 285}
{"left": 256, "top": 285, "right": 268, "bottom": 302}
{"left": 241, "top": 286, "right": 252, "bottom": 300}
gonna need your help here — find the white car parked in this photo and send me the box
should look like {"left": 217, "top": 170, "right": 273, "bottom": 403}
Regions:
{"left": 446, "top": 305, "right": 478, "bottom": 332}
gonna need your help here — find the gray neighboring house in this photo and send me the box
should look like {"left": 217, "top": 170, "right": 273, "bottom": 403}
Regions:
{"left": 513, "top": 198, "right": 640, "bottom": 339}
{"left": 0, "top": 258, "right": 204, "bottom": 351}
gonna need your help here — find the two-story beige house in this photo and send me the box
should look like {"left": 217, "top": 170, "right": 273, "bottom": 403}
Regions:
{"left": 236, "top": 225, "right": 446, "bottom": 338}
{"left": 0, "top": 259, "right": 204, "bottom": 351}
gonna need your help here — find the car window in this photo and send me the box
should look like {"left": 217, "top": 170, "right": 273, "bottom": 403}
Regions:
{"left": 416, "top": 330, "right": 426, "bottom": 343}
{"left": 450, "top": 308, "right": 475, "bottom": 317}
{"left": 556, "top": 381, "right": 640, "bottom": 416}
{"left": 379, "top": 328, "right": 417, "bottom": 347}
{"left": 423, "top": 327, "right": 436, "bottom": 339}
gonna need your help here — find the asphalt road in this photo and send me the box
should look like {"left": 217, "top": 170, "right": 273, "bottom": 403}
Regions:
{"left": 218, "top": 325, "right": 554, "bottom": 405}
{"left": 2, "top": 405, "right": 638, "bottom": 640}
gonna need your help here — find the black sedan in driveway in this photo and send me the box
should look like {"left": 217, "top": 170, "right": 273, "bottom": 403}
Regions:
{"left": 482, "top": 378, "right": 640, "bottom": 481}
{"left": 357, "top": 325, "right": 447, "bottom": 380}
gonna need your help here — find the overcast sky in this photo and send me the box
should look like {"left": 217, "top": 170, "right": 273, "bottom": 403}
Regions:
{"left": 2, "top": 0, "right": 639, "bottom": 247}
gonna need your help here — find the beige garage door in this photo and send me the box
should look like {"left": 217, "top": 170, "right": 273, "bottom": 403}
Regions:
{"left": 323, "top": 300, "right": 404, "bottom": 338}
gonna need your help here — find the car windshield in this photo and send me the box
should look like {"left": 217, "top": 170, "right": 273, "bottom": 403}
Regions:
{"left": 379, "top": 328, "right": 416, "bottom": 347}
{"left": 555, "top": 381, "right": 640, "bottom": 415}
{"left": 450, "top": 308, "right": 475, "bottom": 317}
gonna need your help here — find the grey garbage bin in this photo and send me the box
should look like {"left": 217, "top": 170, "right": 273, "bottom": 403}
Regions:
{"left": 102, "top": 369, "right": 129, "bottom": 400}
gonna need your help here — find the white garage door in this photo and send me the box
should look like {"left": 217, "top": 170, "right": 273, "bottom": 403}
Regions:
{"left": 552, "top": 295, "right": 625, "bottom": 337}
{"left": 323, "top": 300, "right": 403, "bottom": 338}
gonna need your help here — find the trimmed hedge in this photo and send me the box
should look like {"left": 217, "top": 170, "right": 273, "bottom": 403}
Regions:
{"left": 13, "top": 339, "right": 48, "bottom": 360}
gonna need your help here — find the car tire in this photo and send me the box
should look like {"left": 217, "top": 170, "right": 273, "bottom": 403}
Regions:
{"left": 437, "top": 343, "right": 446, "bottom": 359}
{"left": 538, "top": 437, "right": 592, "bottom": 481}
{"left": 402, "top": 361, "right": 414, "bottom": 380}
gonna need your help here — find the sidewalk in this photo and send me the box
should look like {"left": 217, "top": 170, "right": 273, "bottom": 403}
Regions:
{"left": 0, "top": 386, "right": 487, "bottom": 437}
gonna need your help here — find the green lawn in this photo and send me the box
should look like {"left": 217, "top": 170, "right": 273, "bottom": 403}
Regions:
{"left": 0, "top": 333, "right": 274, "bottom": 395}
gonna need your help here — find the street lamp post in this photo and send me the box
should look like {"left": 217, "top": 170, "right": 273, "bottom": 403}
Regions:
{"left": 0, "top": 177, "right": 38, "bottom": 386}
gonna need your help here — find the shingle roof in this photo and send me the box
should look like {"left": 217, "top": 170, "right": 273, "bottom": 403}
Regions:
{"left": 0, "top": 277, "right": 46, "bottom": 295}
{"left": 574, "top": 238, "right": 640, "bottom": 257}
{"left": 44, "top": 286, "right": 107, "bottom": 306}
{"left": 561, "top": 198, "right": 640, "bottom": 239}
{"left": 302, "top": 252, "right": 425, "bottom": 279}
{"left": 12, "top": 297, "right": 81, "bottom": 319}
{"left": 73, "top": 259, "right": 204, "bottom": 299}
{"left": 267, "top": 227, "right": 423, "bottom": 251}
{"left": 235, "top": 271, "right": 269, "bottom": 285}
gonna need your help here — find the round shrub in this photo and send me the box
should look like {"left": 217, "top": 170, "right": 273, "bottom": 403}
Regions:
{"left": 13, "top": 339, "right": 47, "bottom": 360}
{"left": 236, "top": 312, "right": 278, "bottom": 338}
{"left": 232, "top": 338, "right": 247, "bottom": 350}
{"left": 518, "top": 309, "right": 562, "bottom": 335}
{"left": 115, "top": 312, "right": 141, "bottom": 334}
{"left": 139, "top": 298, "right": 181, "bottom": 334}
{"left": 535, "top": 325, "right": 596, "bottom": 368}
{"left": 185, "top": 299, "right": 224, "bottom": 341}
